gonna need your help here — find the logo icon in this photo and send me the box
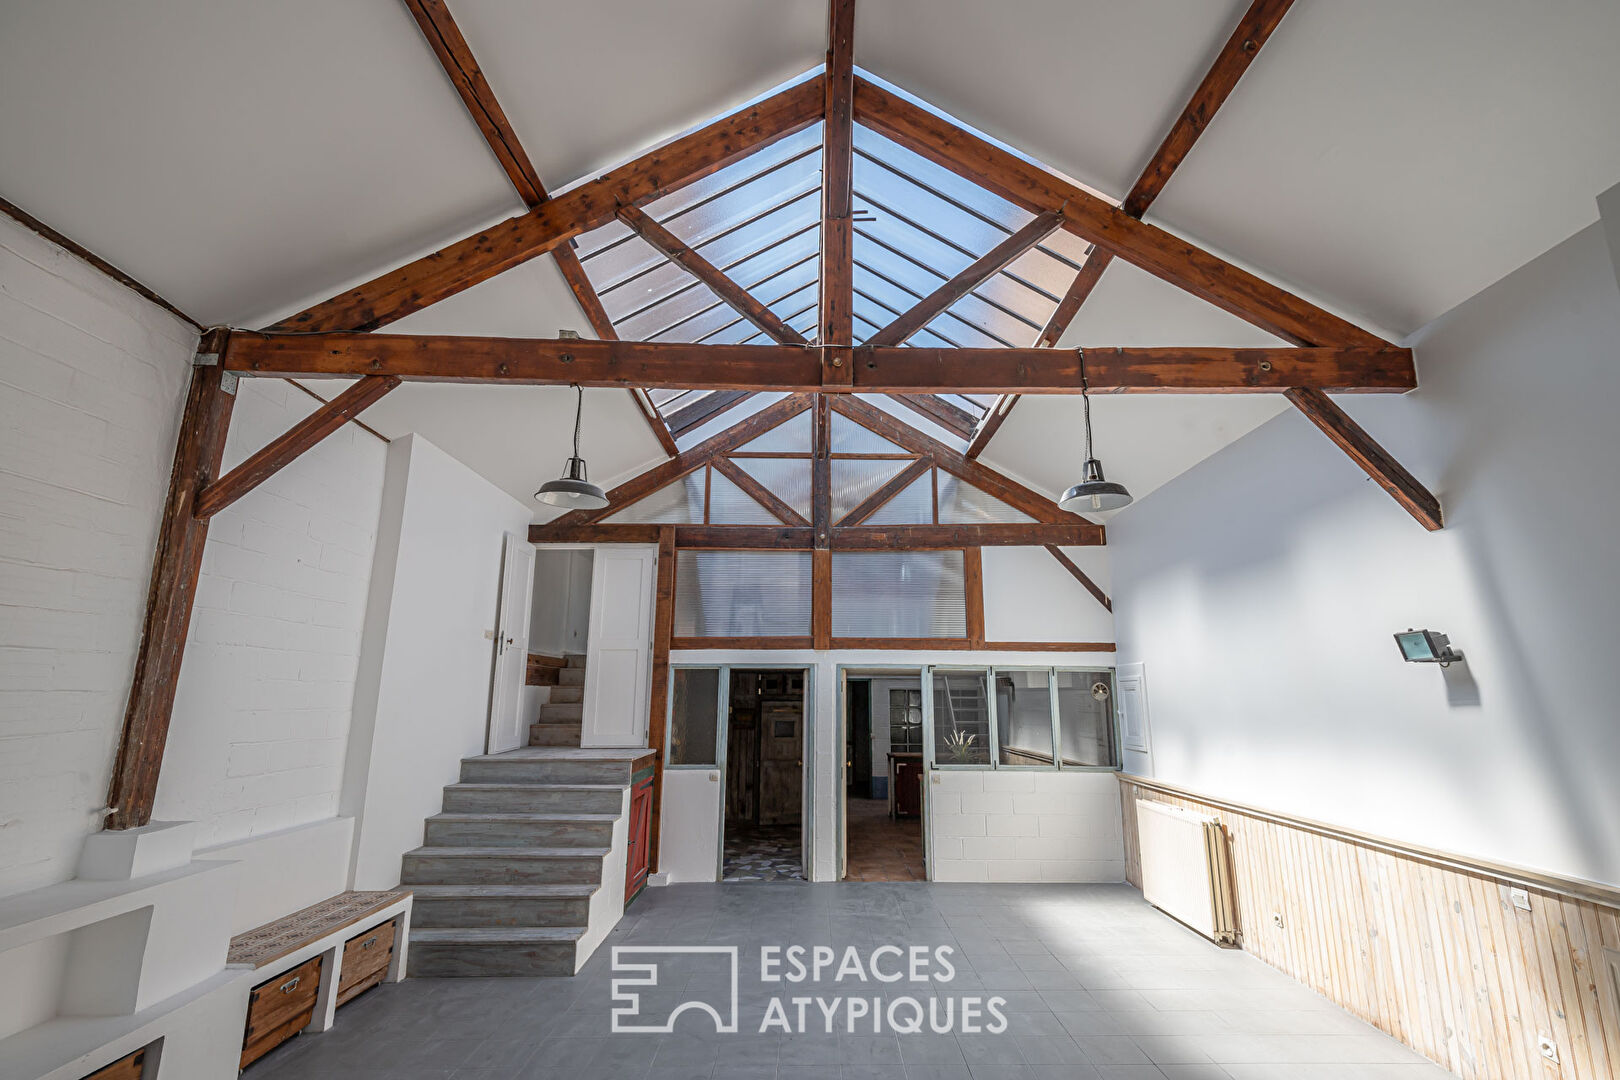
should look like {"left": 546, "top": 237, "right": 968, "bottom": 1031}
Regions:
{"left": 610, "top": 946, "right": 740, "bottom": 1034}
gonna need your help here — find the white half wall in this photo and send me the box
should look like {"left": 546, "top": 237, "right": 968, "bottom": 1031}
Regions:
{"left": 342, "top": 434, "right": 531, "bottom": 890}
{"left": 0, "top": 214, "right": 195, "bottom": 898}
{"left": 1110, "top": 221, "right": 1620, "bottom": 887}
{"left": 927, "top": 770, "right": 1124, "bottom": 883}
{"left": 154, "top": 378, "right": 386, "bottom": 848}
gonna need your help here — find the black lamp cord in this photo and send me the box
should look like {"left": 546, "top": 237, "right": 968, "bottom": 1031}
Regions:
{"left": 1077, "top": 348, "right": 1093, "bottom": 462}
{"left": 570, "top": 383, "right": 584, "bottom": 462}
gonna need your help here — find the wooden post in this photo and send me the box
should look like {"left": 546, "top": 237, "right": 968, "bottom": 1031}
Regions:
{"left": 106, "top": 331, "right": 236, "bottom": 830}
{"left": 819, "top": 0, "right": 856, "bottom": 388}
{"left": 812, "top": 395, "right": 833, "bottom": 649}
{"left": 963, "top": 546, "right": 985, "bottom": 648}
{"left": 645, "top": 526, "right": 676, "bottom": 871}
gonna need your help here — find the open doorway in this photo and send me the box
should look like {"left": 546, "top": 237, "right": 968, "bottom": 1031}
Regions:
{"left": 842, "top": 670, "right": 926, "bottom": 881}
{"left": 722, "top": 669, "right": 807, "bottom": 881}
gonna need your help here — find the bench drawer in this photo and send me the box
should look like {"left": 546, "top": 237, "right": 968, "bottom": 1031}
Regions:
{"left": 241, "top": 954, "right": 322, "bottom": 1069}
{"left": 337, "top": 917, "right": 396, "bottom": 1006}
{"left": 83, "top": 1047, "right": 144, "bottom": 1080}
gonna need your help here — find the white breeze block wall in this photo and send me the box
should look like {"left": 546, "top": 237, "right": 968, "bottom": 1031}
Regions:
{"left": 927, "top": 770, "right": 1124, "bottom": 883}
{"left": 153, "top": 377, "right": 386, "bottom": 848}
{"left": 0, "top": 215, "right": 195, "bottom": 898}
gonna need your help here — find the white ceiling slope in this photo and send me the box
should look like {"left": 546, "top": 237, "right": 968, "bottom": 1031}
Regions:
{"left": 0, "top": 0, "right": 522, "bottom": 327}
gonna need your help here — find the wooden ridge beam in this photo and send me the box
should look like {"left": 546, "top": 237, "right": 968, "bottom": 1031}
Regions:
{"left": 194, "top": 375, "right": 401, "bottom": 519}
{"left": 868, "top": 211, "right": 1063, "bottom": 347}
{"left": 1284, "top": 388, "right": 1442, "bottom": 530}
{"left": 222, "top": 334, "right": 1417, "bottom": 394}
{"left": 270, "top": 76, "right": 823, "bottom": 333}
{"left": 839, "top": 456, "right": 933, "bottom": 526}
{"left": 853, "top": 75, "right": 1381, "bottom": 350}
{"left": 618, "top": 204, "right": 809, "bottom": 345}
{"left": 107, "top": 333, "right": 236, "bottom": 829}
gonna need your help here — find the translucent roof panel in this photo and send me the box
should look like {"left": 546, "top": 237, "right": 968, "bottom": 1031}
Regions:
{"left": 734, "top": 409, "right": 812, "bottom": 453}
{"left": 864, "top": 469, "right": 934, "bottom": 525}
{"left": 732, "top": 457, "right": 813, "bottom": 520}
{"left": 707, "top": 468, "right": 782, "bottom": 524}
{"left": 603, "top": 473, "right": 706, "bottom": 524}
{"left": 937, "top": 473, "right": 1034, "bottom": 524}
{"left": 831, "top": 459, "right": 913, "bottom": 522}
{"left": 830, "top": 412, "right": 904, "bottom": 454}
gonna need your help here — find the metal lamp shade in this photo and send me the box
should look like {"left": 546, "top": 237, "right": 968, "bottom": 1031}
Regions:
{"left": 535, "top": 456, "right": 608, "bottom": 510}
{"left": 1059, "top": 458, "right": 1133, "bottom": 513}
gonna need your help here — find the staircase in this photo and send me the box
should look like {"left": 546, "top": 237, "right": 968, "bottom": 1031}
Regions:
{"left": 403, "top": 654, "right": 652, "bottom": 976}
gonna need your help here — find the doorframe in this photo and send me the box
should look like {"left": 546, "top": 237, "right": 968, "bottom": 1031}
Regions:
{"left": 835, "top": 665, "right": 928, "bottom": 882}
{"left": 485, "top": 531, "right": 536, "bottom": 754}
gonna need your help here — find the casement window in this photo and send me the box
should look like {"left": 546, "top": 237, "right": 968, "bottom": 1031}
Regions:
{"left": 927, "top": 666, "right": 1118, "bottom": 770}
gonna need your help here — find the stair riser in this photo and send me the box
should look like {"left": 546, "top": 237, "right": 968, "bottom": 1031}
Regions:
{"left": 408, "top": 942, "right": 576, "bottom": 978}
{"left": 412, "top": 897, "right": 591, "bottom": 928}
{"left": 529, "top": 725, "right": 581, "bottom": 747}
{"left": 539, "top": 703, "right": 583, "bottom": 722}
{"left": 460, "top": 760, "right": 631, "bottom": 785}
{"left": 548, "top": 687, "right": 584, "bottom": 704}
{"left": 557, "top": 669, "right": 585, "bottom": 687}
{"left": 441, "top": 789, "right": 622, "bottom": 814}
{"left": 424, "top": 819, "right": 614, "bottom": 847}
{"left": 564, "top": 654, "right": 587, "bottom": 669}
{"left": 402, "top": 855, "right": 603, "bottom": 885}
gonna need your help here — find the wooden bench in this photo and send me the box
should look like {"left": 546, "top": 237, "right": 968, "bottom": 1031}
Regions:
{"left": 227, "top": 889, "right": 412, "bottom": 1068}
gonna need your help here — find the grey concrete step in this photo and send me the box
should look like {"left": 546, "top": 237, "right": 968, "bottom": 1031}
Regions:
{"left": 440, "top": 782, "right": 624, "bottom": 814}
{"left": 557, "top": 667, "right": 585, "bottom": 687}
{"left": 459, "top": 748, "right": 646, "bottom": 786}
{"left": 409, "top": 884, "right": 594, "bottom": 928}
{"left": 548, "top": 686, "right": 584, "bottom": 704}
{"left": 401, "top": 846, "right": 608, "bottom": 885}
{"left": 539, "top": 702, "right": 583, "bottom": 723}
{"left": 529, "top": 722, "right": 581, "bottom": 747}
{"left": 424, "top": 812, "right": 616, "bottom": 848}
{"left": 564, "top": 654, "right": 587, "bottom": 669}
{"left": 408, "top": 926, "right": 583, "bottom": 977}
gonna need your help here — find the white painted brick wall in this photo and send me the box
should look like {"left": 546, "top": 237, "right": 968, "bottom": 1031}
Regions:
{"left": 0, "top": 215, "right": 195, "bottom": 897}
{"left": 154, "top": 377, "right": 386, "bottom": 848}
{"left": 927, "top": 770, "right": 1124, "bottom": 883}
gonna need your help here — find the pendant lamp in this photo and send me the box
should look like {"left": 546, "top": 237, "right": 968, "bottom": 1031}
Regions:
{"left": 1059, "top": 348, "right": 1133, "bottom": 514}
{"left": 535, "top": 383, "right": 609, "bottom": 510}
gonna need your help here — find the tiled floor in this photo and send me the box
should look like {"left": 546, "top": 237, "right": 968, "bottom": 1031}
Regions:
{"left": 844, "top": 797, "right": 925, "bottom": 881}
{"left": 249, "top": 882, "right": 1454, "bottom": 1080}
{"left": 724, "top": 822, "right": 805, "bottom": 881}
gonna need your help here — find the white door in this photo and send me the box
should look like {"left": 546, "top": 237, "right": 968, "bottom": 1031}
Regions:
{"left": 582, "top": 545, "right": 657, "bottom": 747}
{"left": 486, "top": 532, "right": 536, "bottom": 753}
{"left": 1116, "top": 662, "right": 1153, "bottom": 775}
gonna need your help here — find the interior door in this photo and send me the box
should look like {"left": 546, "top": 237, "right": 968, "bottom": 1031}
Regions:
{"left": 757, "top": 698, "right": 803, "bottom": 826}
{"left": 582, "top": 545, "right": 657, "bottom": 747}
{"left": 486, "top": 531, "right": 536, "bottom": 754}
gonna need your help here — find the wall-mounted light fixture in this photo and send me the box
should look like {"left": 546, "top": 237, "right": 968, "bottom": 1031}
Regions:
{"left": 1395, "top": 628, "right": 1463, "bottom": 666}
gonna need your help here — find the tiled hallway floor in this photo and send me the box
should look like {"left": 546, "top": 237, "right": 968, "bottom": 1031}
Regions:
{"left": 844, "top": 797, "right": 925, "bottom": 881}
{"left": 249, "top": 883, "right": 1453, "bottom": 1080}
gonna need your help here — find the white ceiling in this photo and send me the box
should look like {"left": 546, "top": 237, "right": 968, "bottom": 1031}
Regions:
{"left": 4, "top": 0, "right": 1617, "bottom": 523}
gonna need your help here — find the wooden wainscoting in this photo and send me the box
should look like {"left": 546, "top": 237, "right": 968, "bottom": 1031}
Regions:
{"left": 1119, "top": 775, "right": 1620, "bottom": 1080}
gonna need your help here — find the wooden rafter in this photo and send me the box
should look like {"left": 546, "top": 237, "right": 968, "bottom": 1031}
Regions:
{"left": 867, "top": 210, "right": 1063, "bottom": 347}
{"left": 627, "top": 386, "right": 679, "bottom": 456}
{"left": 269, "top": 76, "right": 823, "bottom": 333}
{"left": 664, "top": 390, "right": 753, "bottom": 437}
{"left": 1045, "top": 545, "right": 1112, "bottom": 612}
{"left": 618, "top": 204, "right": 809, "bottom": 346}
{"left": 194, "top": 375, "right": 401, "bottom": 519}
{"left": 223, "top": 334, "right": 1416, "bottom": 394}
{"left": 1285, "top": 388, "right": 1442, "bottom": 530}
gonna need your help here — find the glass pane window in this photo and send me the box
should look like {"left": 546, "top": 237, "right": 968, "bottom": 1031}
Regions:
{"left": 707, "top": 468, "right": 780, "bottom": 524}
{"left": 932, "top": 669, "right": 992, "bottom": 765}
{"left": 831, "top": 458, "right": 914, "bottom": 522}
{"left": 889, "top": 688, "right": 924, "bottom": 754}
{"left": 668, "top": 668, "right": 721, "bottom": 766}
{"left": 1055, "top": 670, "right": 1118, "bottom": 767}
{"left": 674, "top": 551, "right": 812, "bottom": 637}
{"left": 864, "top": 470, "right": 933, "bottom": 525}
{"left": 994, "top": 670, "right": 1055, "bottom": 766}
{"left": 831, "top": 551, "right": 965, "bottom": 638}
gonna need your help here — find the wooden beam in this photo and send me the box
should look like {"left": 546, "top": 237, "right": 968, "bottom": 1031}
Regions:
{"left": 853, "top": 76, "right": 1383, "bottom": 349}
{"left": 867, "top": 211, "right": 1063, "bottom": 346}
{"left": 106, "top": 333, "right": 236, "bottom": 829}
{"left": 1036, "top": 250, "right": 1110, "bottom": 349}
{"left": 1284, "top": 388, "right": 1442, "bottom": 530}
{"left": 819, "top": 0, "right": 856, "bottom": 389}
{"left": 645, "top": 526, "right": 675, "bottom": 872}
{"left": 839, "top": 456, "right": 932, "bottom": 526}
{"left": 222, "top": 333, "right": 1417, "bottom": 394}
{"left": 890, "top": 393, "right": 977, "bottom": 439}
{"left": 270, "top": 76, "right": 823, "bottom": 333}
{"left": 527, "top": 520, "right": 1100, "bottom": 548}
{"left": 812, "top": 548, "right": 832, "bottom": 649}
{"left": 194, "top": 375, "right": 400, "bottom": 519}
{"left": 963, "top": 547, "right": 985, "bottom": 648}
{"left": 1045, "top": 545, "right": 1112, "bottom": 612}
{"left": 617, "top": 205, "right": 809, "bottom": 346}
{"left": 626, "top": 386, "right": 679, "bottom": 456}
{"left": 710, "top": 456, "right": 811, "bottom": 526}
{"left": 664, "top": 389, "right": 752, "bottom": 437}
{"left": 965, "top": 393, "right": 1018, "bottom": 460}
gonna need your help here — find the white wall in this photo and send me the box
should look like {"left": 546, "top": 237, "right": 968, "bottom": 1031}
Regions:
{"left": 927, "top": 771, "right": 1123, "bottom": 882}
{"left": 153, "top": 378, "right": 386, "bottom": 848}
{"left": 982, "top": 545, "right": 1113, "bottom": 644}
{"left": 1110, "top": 221, "right": 1620, "bottom": 887}
{"left": 530, "top": 547, "right": 591, "bottom": 657}
{"left": 0, "top": 215, "right": 195, "bottom": 897}
{"left": 342, "top": 434, "right": 531, "bottom": 889}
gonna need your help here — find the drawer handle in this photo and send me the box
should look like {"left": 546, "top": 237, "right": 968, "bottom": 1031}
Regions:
{"left": 360, "top": 936, "right": 379, "bottom": 949}
{"left": 279, "top": 975, "right": 301, "bottom": 994}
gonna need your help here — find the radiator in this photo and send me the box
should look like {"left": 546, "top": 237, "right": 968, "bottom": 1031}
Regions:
{"left": 1135, "top": 799, "right": 1239, "bottom": 946}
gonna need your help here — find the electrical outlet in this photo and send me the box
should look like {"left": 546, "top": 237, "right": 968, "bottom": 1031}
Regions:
{"left": 1537, "top": 1034, "right": 1559, "bottom": 1063}
{"left": 1509, "top": 887, "right": 1532, "bottom": 911}
{"left": 1271, "top": 911, "right": 1285, "bottom": 929}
